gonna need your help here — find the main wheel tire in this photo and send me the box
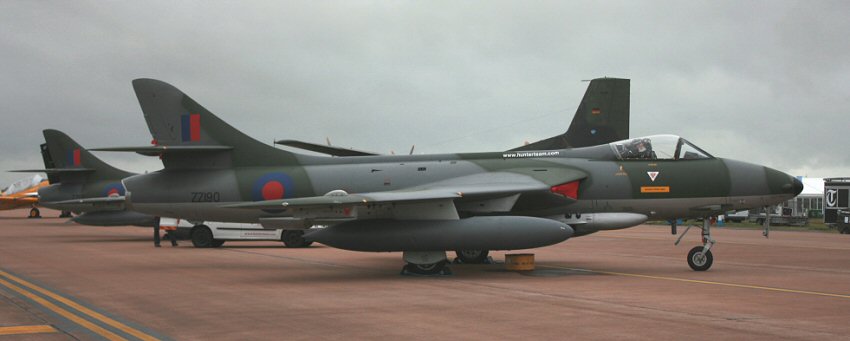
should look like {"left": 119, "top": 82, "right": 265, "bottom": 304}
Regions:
{"left": 191, "top": 225, "right": 214, "bottom": 248}
{"left": 281, "top": 230, "right": 313, "bottom": 248}
{"left": 687, "top": 246, "right": 713, "bottom": 271}
{"left": 211, "top": 239, "right": 225, "bottom": 247}
{"left": 405, "top": 261, "right": 448, "bottom": 275}
{"left": 28, "top": 208, "right": 41, "bottom": 219}
{"left": 454, "top": 250, "right": 490, "bottom": 264}
{"left": 59, "top": 211, "right": 72, "bottom": 218}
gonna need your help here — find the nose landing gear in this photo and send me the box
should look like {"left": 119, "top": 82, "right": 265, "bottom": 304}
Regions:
{"left": 676, "top": 218, "right": 715, "bottom": 271}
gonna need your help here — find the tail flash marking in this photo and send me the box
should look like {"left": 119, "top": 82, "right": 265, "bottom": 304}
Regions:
{"left": 181, "top": 114, "right": 201, "bottom": 142}
{"left": 67, "top": 149, "right": 81, "bottom": 167}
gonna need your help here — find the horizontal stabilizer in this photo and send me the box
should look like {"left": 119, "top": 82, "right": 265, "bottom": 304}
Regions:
{"left": 91, "top": 145, "right": 233, "bottom": 156}
{"left": 9, "top": 168, "right": 95, "bottom": 174}
{"left": 275, "top": 140, "right": 378, "bottom": 157}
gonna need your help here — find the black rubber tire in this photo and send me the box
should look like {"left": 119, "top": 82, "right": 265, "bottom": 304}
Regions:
{"left": 211, "top": 239, "right": 225, "bottom": 247}
{"left": 454, "top": 250, "right": 490, "bottom": 264}
{"left": 191, "top": 225, "right": 214, "bottom": 248}
{"left": 28, "top": 208, "right": 41, "bottom": 219}
{"left": 59, "top": 211, "right": 72, "bottom": 218}
{"left": 281, "top": 230, "right": 313, "bottom": 248}
{"left": 687, "top": 246, "right": 713, "bottom": 271}
{"left": 405, "top": 261, "right": 448, "bottom": 275}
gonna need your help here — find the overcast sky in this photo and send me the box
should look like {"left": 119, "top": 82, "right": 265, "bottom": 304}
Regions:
{"left": 1, "top": 1, "right": 848, "bottom": 186}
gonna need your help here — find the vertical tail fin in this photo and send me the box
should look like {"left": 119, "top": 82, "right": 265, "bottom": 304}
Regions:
{"left": 131, "top": 78, "right": 299, "bottom": 169}
{"left": 41, "top": 129, "right": 134, "bottom": 183}
{"left": 511, "top": 77, "right": 630, "bottom": 151}
{"left": 565, "top": 77, "right": 629, "bottom": 147}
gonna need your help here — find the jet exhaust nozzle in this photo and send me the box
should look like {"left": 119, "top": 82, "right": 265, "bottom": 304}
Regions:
{"left": 305, "top": 216, "right": 574, "bottom": 252}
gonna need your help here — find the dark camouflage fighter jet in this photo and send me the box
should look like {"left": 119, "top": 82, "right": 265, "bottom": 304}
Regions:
{"left": 100, "top": 79, "right": 802, "bottom": 274}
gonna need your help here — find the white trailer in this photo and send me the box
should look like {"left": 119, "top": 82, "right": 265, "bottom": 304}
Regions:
{"left": 162, "top": 218, "right": 313, "bottom": 248}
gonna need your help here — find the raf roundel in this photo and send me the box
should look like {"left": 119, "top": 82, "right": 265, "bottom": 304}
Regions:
{"left": 252, "top": 173, "right": 295, "bottom": 201}
{"left": 103, "top": 184, "right": 125, "bottom": 198}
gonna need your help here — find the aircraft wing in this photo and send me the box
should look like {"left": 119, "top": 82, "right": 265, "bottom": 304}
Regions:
{"left": 0, "top": 196, "right": 38, "bottom": 204}
{"left": 42, "top": 196, "right": 127, "bottom": 211}
{"left": 224, "top": 189, "right": 463, "bottom": 210}
{"left": 224, "top": 170, "right": 584, "bottom": 227}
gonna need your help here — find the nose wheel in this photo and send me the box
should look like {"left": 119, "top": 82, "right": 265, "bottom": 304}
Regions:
{"left": 675, "top": 218, "right": 716, "bottom": 271}
{"left": 687, "top": 246, "right": 713, "bottom": 271}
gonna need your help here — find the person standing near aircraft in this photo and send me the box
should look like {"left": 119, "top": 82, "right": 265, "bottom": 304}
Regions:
{"left": 153, "top": 217, "right": 178, "bottom": 247}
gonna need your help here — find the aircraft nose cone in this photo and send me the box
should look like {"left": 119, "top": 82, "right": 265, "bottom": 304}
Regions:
{"left": 792, "top": 177, "right": 803, "bottom": 196}
{"left": 781, "top": 176, "right": 804, "bottom": 196}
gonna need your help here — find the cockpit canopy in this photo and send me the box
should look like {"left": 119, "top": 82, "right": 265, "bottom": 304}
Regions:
{"left": 3, "top": 174, "right": 44, "bottom": 195}
{"left": 609, "top": 135, "right": 713, "bottom": 160}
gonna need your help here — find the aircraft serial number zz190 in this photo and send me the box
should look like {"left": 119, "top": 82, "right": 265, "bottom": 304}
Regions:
{"left": 191, "top": 192, "right": 220, "bottom": 202}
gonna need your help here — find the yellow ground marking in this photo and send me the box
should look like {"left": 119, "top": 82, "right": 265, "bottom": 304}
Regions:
{"left": 0, "top": 325, "right": 57, "bottom": 336}
{"left": 540, "top": 265, "right": 850, "bottom": 300}
{"left": 0, "top": 270, "right": 159, "bottom": 341}
{"left": 0, "top": 277, "right": 126, "bottom": 340}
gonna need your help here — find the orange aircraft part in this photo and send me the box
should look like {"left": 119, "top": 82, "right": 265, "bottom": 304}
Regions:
{"left": 0, "top": 180, "right": 48, "bottom": 210}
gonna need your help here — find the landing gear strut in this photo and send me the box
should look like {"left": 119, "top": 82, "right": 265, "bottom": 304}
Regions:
{"left": 401, "top": 251, "right": 452, "bottom": 276}
{"left": 676, "top": 218, "right": 715, "bottom": 271}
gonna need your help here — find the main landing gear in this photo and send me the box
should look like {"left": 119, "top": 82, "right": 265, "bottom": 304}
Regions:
{"left": 401, "top": 251, "right": 452, "bottom": 276}
{"left": 59, "top": 210, "right": 72, "bottom": 218}
{"left": 281, "top": 230, "right": 313, "bottom": 248}
{"left": 453, "top": 249, "right": 492, "bottom": 264}
{"left": 675, "top": 218, "right": 715, "bottom": 271}
{"left": 28, "top": 207, "right": 41, "bottom": 219}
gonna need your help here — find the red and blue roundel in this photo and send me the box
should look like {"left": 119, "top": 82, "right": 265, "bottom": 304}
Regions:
{"left": 103, "top": 183, "right": 125, "bottom": 197}
{"left": 252, "top": 173, "right": 295, "bottom": 201}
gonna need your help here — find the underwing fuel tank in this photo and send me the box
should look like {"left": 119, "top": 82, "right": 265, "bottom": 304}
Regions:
{"left": 305, "top": 216, "right": 574, "bottom": 252}
{"left": 71, "top": 211, "right": 158, "bottom": 227}
{"left": 562, "top": 213, "right": 649, "bottom": 236}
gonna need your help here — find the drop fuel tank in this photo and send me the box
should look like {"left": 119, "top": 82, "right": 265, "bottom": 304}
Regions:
{"left": 72, "top": 211, "right": 158, "bottom": 227}
{"left": 305, "top": 216, "right": 574, "bottom": 252}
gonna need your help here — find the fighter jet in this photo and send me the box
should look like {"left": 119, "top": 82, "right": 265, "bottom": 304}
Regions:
{"left": 18, "top": 129, "right": 313, "bottom": 247}
{"left": 98, "top": 79, "right": 802, "bottom": 274}
{"left": 12, "top": 129, "right": 157, "bottom": 227}
{"left": 0, "top": 174, "right": 48, "bottom": 218}
{"left": 276, "top": 77, "right": 630, "bottom": 156}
